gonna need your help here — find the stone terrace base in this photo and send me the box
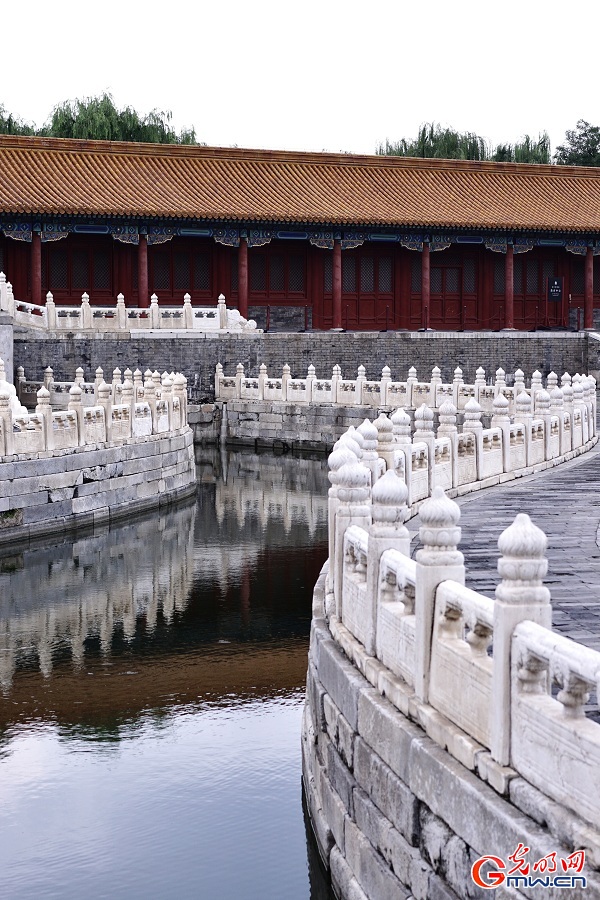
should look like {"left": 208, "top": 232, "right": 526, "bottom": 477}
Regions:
{"left": 13, "top": 330, "right": 596, "bottom": 400}
{"left": 0, "top": 428, "right": 196, "bottom": 546}
{"left": 303, "top": 566, "right": 599, "bottom": 900}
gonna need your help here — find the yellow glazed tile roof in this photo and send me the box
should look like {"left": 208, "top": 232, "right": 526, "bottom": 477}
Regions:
{"left": 1, "top": 135, "right": 600, "bottom": 233}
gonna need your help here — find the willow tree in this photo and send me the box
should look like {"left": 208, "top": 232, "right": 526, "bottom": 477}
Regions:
{"left": 378, "top": 123, "right": 551, "bottom": 164}
{"left": 0, "top": 105, "right": 36, "bottom": 136}
{"left": 42, "top": 93, "right": 197, "bottom": 143}
{"left": 378, "top": 123, "right": 488, "bottom": 160}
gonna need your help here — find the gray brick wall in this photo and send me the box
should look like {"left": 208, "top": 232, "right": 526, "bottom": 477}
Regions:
{"left": 14, "top": 331, "right": 591, "bottom": 400}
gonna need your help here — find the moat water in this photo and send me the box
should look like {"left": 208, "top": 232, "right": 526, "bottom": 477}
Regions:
{"left": 0, "top": 448, "right": 333, "bottom": 900}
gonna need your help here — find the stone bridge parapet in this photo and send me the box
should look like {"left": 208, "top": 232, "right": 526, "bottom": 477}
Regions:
{"left": 0, "top": 360, "right": 196, "bottom": 542}
{"left": 303, "top": 414, "right": 600, "bottom": 899}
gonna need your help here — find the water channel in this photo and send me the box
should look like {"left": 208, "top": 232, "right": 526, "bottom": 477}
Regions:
{"left": 0, "top": 447, "right": 334, "bottom": 900}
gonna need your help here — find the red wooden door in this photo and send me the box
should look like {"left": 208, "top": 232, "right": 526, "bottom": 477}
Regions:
{"left": 430, "top": 265, "right": 462, "bottom": 328}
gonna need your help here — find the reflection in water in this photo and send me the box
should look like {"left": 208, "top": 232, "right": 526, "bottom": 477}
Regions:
{"left": 0, "top": 448, "right": 332, "bottom": 900}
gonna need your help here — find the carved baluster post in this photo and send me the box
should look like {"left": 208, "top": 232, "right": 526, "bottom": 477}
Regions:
{"left": 452, "top": 366, "right": 464, "bottom": 407}
{"left": 0, "top": 272, "right": 8, "bottom": 315}
{"left": 437, "top": 400, "right": 458, "bottom": 487}
{"left": 68, "top": 384, "right": 85, "bottom": 447}
{"left": 16, "top": 367, "right": 25, "bottom": 406}
{"left": 121, "top": 378, "right": 134, "bottom": 438}
{"left": 97, "top": 381, "right": 113, "bottom": 443}
{"left": 334, "top": 461, "right": 371, "bottom": 620}
{"left": 214, "top": 363, "right": 223, "bottom": 400}
{"left": 365, "top": 470, "right": 410, "bottom": 656}
{"left": 150, "top": 293, "right": 160, "bottom": 329}
{"left": 258, "top": 363, "right": 267, "bottom": 401}
{"left": 234, "top": 363, "right": 245, "bottom": 399}
{"left": 491, "top": 393, "right": 511, "bottom": 472}
{"left": 0, "top": 389, "right": 13, "bottom": 455}
{"left": 331, "top": 364, "right": 341, "bottom": 404}
{"left": 357, "top": 418, "right": 383, "bottom": 484}
{"left": 390, "top": 406, "right": 411, "bottom": 486}
{"left": 430, "top": 365, "right": 442, "bottom": 407}
{"left": 116, "top": 293, "right": 127, "bottom": 330}
{"left": 572, "top": 375, "right": 588, "bottom": 442}
{"left": 183, "top": 293, "right": 193, "bottom": 329}
{"left": 173, "top": 373, "right": 187, "bottom": 428}
{"left": 562, "top": 382, "right": 574, "bottom": 448}
{"left": 282, "top": 364, "right": 291, "bottom": 402}
{"left": 326, "top": 444, "right": 358, "bottom": 609}
{"left": 535, "top": 389, "right": 553, "bottom": 459}
{"left": 407, "top": 366, "right": 417, "bottom": 408}
{"left": 111, "top": 368, "right": 122, "bottom": 404}
{"left": 462, "top": 398, "right": 484, "bottom": 481}
{"left": 374, "top": 413, "right": 395, "bottom": 472}
{"left": 81, "top": 292, "right": 92, "bottom": 329}
{"left": 474, "top": 366, "right": 486, "bottom": 404}
{"left": 494, "top": 367, "right": 507, "bottom": 397}
{"left": 415, "top": 487, "right": 465, "bottom": 703}
{"left": 413, "top": 404, "right": 436, "bottom": 493}
{"left": 144, "top": 374, "right": 158, "bottom": 434}
{"left": 514, "top": 390, "right": 533, "bottom": 465}
{"left": 34, "top": 385, "right": 53, "bottom": 452}
{"left": 355, "top": 365, "right": 366, "bottom": 406}
{"left": 550, "top": 385, "right": 565, "bottom": 453}
{"left": 560, "top": 371, "right": 572, "bottom": 390}
{"left": 586, "top": 375, "right": 597, "bottom": 437}
{"left": 380, "top": 365, "right": 391, "bottom": 407}
{"left": 218, "top": 293, "right": 228, "bottom": 330}
{"left": 492, "top": 514, "right": 552, "bottom": 765}
{"left": 530, "top": 370, "right": 543, "bottom": 412}
{"left": 43, "top": 366, "right": 54, "bottom": 391}
{"left": 133, "top": 369, "right": 143, "bottom": 402}
{"left": 306, "top": 364, "right": 316, "bottom": 404}
{"left": 94, "top": 367, "right": 104, "bottom": 402}
{"left": 513, "top": 368, "right": 526, "bottom": 396}
{"left": 162, "top": 376, "right": 174, "bottom": 431}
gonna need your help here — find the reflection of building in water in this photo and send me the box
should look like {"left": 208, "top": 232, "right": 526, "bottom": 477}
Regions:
{"left": 0, "top": 503, "right": 197, "bottom": 690}
{"left": 197, "top": 449, "right": 329, "bottom": 594}
{"left": 0, "top": 449, "right": 330, "bottom": 695}
{"left": 214, "top": 450, "right": 328, "bottom": 534}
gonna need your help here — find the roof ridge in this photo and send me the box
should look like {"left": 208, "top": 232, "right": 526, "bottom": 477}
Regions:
{"left": 0, "top": 133, "right": 599, "bottom": 179}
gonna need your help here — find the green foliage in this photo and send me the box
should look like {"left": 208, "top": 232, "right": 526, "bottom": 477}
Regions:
{"left": 0, "top": 105, "right": 37, "bottom": 136}
{"left": 0, "top": 94, "right": 198, "bottom": 144}
{"left": 491, "top": 133, "right": 551, "bottom": 164}
{"left": 45, "top": 93, "right": 197, "bottom": 143}
{"left": 554, "top": 120, "right": 600, "bottom": 166}
{"left": 379, "top": 123, "right": 551, "bottom": 165}
{"left": 378, "top": 123, "right": 488, "bottom": 160}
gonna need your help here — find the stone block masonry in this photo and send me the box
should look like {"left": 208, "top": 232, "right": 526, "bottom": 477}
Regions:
{"left": 0, "top": 428, "right": 196, "bottom": 545}
{"left": 14, "top": 331, "right": 593, "bottom": 401}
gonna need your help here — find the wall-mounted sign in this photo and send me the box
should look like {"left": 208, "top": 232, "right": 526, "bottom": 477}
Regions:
{"left": 548, "top": 276, "right": 563, "bottom": 303}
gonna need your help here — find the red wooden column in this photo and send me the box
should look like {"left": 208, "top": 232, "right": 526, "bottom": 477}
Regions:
{"left": 238, "top": 236, "right": 248, "bottom": 318}
{"left": 421, "top": 242, "right": 430, "bottom": 328}
{"left": 31, "top": 230, "right": 42, "bottom": 306}
{"left": 584, "top": 246, "right": 594, "bottom": 329}
{"left": 138, "top": 233, "right": 149, "bottom": 309}
{"left": 504, "top": 244, "right": 514, "bottom": 329}
{"left": 332, "top": 239, "right": 342, "bottom": 329}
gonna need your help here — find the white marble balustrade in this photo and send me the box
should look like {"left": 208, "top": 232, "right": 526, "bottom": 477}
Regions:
{"left": 1, "top": 360, "right": 189, "bottom": 458}
{"left": 0, "top": 273, "right": 259, "bottom": 334}
{"left": 326, "top": 441, "right": 600, "bottom": 830}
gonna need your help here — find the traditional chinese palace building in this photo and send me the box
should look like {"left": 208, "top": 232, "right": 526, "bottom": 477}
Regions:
{"left": 2, "top": 134, "right": 600, "bottom": 331}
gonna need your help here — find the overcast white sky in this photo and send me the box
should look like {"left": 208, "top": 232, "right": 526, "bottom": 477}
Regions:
{"left": 3, "top": 0, "right": 597, "bottom": 156}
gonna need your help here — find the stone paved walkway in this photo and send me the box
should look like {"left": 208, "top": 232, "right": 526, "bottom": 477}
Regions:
{"left": 409, "top": 443, "right": 600, "bottom": 652}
